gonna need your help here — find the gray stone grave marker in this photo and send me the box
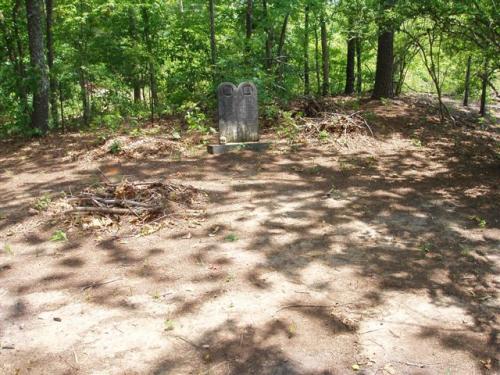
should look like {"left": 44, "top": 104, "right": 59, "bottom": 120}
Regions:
{"left": 208, "top": 81, "right": 269, "bottom": 154}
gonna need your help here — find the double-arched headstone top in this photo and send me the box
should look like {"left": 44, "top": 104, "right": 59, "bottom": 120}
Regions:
{"left": 217, "top": 82, "right": 259, "bottom": 143}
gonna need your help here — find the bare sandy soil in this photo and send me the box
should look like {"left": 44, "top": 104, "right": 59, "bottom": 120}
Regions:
{"left": 0, "top": 98, "right": 499, "bottom": 375}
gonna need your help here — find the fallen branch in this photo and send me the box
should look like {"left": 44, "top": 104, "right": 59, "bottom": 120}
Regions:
{"left": 68, "top": 207, "right": 146, "bottom": 215}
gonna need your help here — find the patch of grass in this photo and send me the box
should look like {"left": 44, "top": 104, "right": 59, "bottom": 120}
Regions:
{"left": 151, "top": 291, "right": 161, "bottom": 300}
{"left": 470, "top": 215, "right": 487, "bottom": 228}
{"left": 164, "top": 319, "right": 175, "bottom": 331}
{"left": 3, "top": 243, "right": 13, "bottom": 255}
{"left": 50, "top": 230, "right": 68, "bottom": 242}
{"left": 34, "top": 193, "right": 52, "bottom": 211}
{"left": 380, "top": 97, "right": 390, "bottom": 106}
{"left": 224, "top": 233, "right": 239, "bottom": 242}
{"left": 287, "top": 321, "right": 297, "bottom": 338}
{"left": 306, "top": 165, "right": 322, "bottom": 174}
{"left": 411, "top": 138, "right": 423, "bottom": 147}
{"left": 318, "top": 130, "right": 330, "bottom": 141}
{"left": 459, "top": 244, "right": 472, "bottom": 257}
{"left": 108, "top": 140, "right": 123, "bottom": 155}
{"left": 419, "top": 242, "right": 432, "bottom": 254}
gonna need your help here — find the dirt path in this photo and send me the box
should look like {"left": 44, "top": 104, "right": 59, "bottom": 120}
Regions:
{"left": 0, "top": 99, "right": 499, "bottom": 374}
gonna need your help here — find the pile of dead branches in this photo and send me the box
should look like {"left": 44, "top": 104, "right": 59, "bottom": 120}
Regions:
{"left": 66, "top": 180, "right": 202, "bottom": 221}
{"left": 299, "top": 111, "right": 374, "bottom": 138}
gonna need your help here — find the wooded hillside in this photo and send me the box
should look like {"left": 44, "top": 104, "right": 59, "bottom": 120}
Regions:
{"left": 0, "top": 0, "right": 498, "bottom": 137}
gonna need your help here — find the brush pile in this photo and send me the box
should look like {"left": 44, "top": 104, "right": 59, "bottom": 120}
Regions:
{"left": 300, "top": 111, "right": 374, "bottom": 138}
{"left": 66, "top": 180, "right": 204, "bottom": 221}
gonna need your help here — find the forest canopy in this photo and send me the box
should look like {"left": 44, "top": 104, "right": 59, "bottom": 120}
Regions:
{"left": 0, "top": 0, "right": 498, "bottom": 137}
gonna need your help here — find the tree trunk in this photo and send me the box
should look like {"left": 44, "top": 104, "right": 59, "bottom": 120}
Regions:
{"left": 344, "top": 36, "right": 355, "bottom": 95}
{"left": 13, "top": 0, "right": 29, "bottom": 115}
{"left": 463, "top": 55, "right": 472, "bottom": 107}
{"left": 314, "top": 23, "right": 321, "bottom": 95}
{"left": 276, "top": 12, "right": 289, "bottom": 66}
{"left": 246, "top": 0, "right": 252, "bottom": 42}
{"left": 142, "top": 6, "right": 158, "bottom": 118}
{"left": 479, "top": 60, "right": 488, "bottom": 117}
{"left": 129, "top": 6, "right": 142, "bottom": 104}
{"left": 208, "top": 0, "right": 217, "bottom": 69}
{"left": 372, "top": 30, "right": 394, "bottom": 99}
{"left": 303, "top": 5, "right": 310, "bottom": 96}
{"left": 262, "top": 0, "right": 273, "bottom": 70}
{"left": 59, "top": 86, "right": 65, "bottom": 133}
{"left": 45, "top": 0, "right": 58, "bottom": 128}
{"left": 26, "top": 0, "right": 49, "bottom": 133}
{"left": 355, "top": 38, "right": 362, "bottom": 95}
{"left": 78, "top": 68, "right": 90, "bottom": 125}
{"left": 320, "top": 15, "right": 329, "bottom": 96}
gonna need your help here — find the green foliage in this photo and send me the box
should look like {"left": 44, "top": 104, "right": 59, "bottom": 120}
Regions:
{"left": 276, "top": 110, "right": 300, "bottom": 143}
{"left": 108, "top": 140, "right": 123, "bottom": 155}
{"left": 180, "top": 101, "right": 208, "bottom": 133}
{"left": 470, "top": 215, "right": 487, "bottom": 228}
{"left": 164, "top": 319, "right": 175, "bottom": 331}
{"left": 50, "top": 230, "right": 68, "bottom": 242}
{"left": 3, "top": 243, "right": 14, "bottom": 255}
{"left": 34, "top": 194, "right": 52, "bottom": 211}
{"left": 0, "top": 0, "right": 497, "bottom": 138}
{"left": 224, "top": 233, "right": 239, "bottom": 242}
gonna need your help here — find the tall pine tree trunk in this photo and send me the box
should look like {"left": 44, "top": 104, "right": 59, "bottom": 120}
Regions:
{"left": 262, "top": 0, "right": 273, "bottom": 70}
{"left": 13, "top": 0, "right": 29, "bottom": 116}
{"left": 275, "top": 12, "right": 290, "bottom": 85}
{"left": 479, "top": 60, "right": 488, "bottom": 117}
{"left": 372, "top": 30, "right": 394, "bottom": 99}
{"left": 303, "top": 5, "right": 310, "bottom": 96}
{"left": 314, "top": 23, "right": 321, "bottom": 95}
{"left": 208, "top": 0, "right": 217, "bottom": 72}
{"left": 463, "top": 55, "right": 472, "bottom": 107}
{"left": 45, "top": 0, "right": 58, "bottom": 128}
{"left": 246, "top": 0, "right": 252, "bottom": 46}
{"left": 356, "top": 38, "right": 362, "bottom": 95}
{"left": 344, "top": 36, "right": 355, "bottom": 95}
{"left": 320, "top": 15, "right": 329, "bottom": 96}
{"left": 26, "top": 0, "right": 49, "bottom": 133}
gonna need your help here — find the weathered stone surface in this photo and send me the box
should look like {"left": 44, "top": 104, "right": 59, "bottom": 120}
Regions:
{"left": 207, "top": 142, "right": 270, "bottom": 155}
{"left": 217, "top": 82, "right": 259, "bottom": 143}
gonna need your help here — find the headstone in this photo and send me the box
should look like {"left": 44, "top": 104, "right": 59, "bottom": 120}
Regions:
{"left": 208, "top": 81, "right": 269, "bottom": 154}
{"left": 218, "top": 82, "right": 259, "bottom": 143}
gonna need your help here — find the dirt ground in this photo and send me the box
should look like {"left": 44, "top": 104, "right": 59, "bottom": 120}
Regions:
{"left": 0, "top": 97, "right": 499, "bottom": 375}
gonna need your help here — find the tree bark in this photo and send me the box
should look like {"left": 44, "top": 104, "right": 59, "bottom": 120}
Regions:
{"left": 356, "top": 38, "right": 362, "bottom": 95}
{"left": 45, "top": 0, "right": 58, "bottom": 128}
{"left": 78, "top": 0, "right": 90, "bottom": 125}
{"left": 344, "top": 36, "right": 355, "bottom": 95}
{"left": 142, "top": 6, "right": 158, "bottom": 118}
{"left": 208, "top": 0, "right": 217, "bottom": 69}
{"left": 262, "top": 0, "right": 273, "bottom": 70}
{"left": 246, "top": 0, "right": 252, "bottom": 41}
{"left": 314, "top": 23, "right": 321, "bottom": 95}
{"left": 463, "top": 55, "right": 472, "bottom": 107}
{"left": 320, "top": 15, "right": 329, "bottom": 96}
{"left": 26, "top": 0, "right": 49, "bottom": 133}
{"left": 479, "top": 60, "right": 488, "bottom": 116}
{"left": 13, "top": 0, "right": 29, "bottom": 115}
{"left": 276, "top": 12, "right": 289, "bottom": 66}
{"left": 304, "top": 5, "right": 310, "bottom": 96}
{"left": 372, "top": 30, "right": 394, "bottom": 99}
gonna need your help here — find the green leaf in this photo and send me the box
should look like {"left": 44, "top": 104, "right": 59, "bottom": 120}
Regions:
{"left": 50, "top": 230, "right": 68, "bottom": 242}
{"left": 224, "top": 234, "right": 239, "bottom": 242}
{"left": 4, "top": 243, "right": 14, "bottom": 255}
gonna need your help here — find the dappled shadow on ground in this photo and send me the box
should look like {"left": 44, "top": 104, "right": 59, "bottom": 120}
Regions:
{"left": 1, "top": 97, "right": 499, "bottom": 373}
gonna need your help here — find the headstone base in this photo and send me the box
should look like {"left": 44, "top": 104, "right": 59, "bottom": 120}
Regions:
{"left": 207, "top": 142, "right": 271, "bottom": 155}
